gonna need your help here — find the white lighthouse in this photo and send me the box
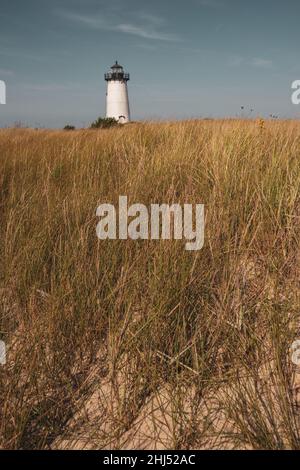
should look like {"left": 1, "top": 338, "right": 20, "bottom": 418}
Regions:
{"left": 105, "top": 61, "right": 130, "bottom": 124}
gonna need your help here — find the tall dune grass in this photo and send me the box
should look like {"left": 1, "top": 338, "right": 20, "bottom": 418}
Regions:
{"left": 0, "top": 119, "right": 300, "bottom": 449}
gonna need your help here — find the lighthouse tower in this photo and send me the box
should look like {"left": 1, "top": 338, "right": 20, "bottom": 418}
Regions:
{"left": 105, "top": 61, "right": 130, "bottom": 124}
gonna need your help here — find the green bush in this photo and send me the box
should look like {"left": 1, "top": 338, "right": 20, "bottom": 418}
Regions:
{"left": 63, "top": 125, "right": 76, "bottom": 131}
{"left": 90, "top": 117, "right": 118, "bottom": 129}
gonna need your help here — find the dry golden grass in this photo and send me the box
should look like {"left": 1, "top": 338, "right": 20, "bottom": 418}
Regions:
{"left": 0, "top": 119, "right": 300, "bottom": 449}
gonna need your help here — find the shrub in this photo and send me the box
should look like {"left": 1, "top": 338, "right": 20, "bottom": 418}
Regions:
{"left": 90, "top": 117, "right": 118, "bottom": 129}
{"left": 63, "top": 125, "right": 76, "bottom": 131}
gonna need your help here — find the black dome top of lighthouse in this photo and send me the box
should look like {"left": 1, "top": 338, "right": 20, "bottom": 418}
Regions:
{"left": 105, "top": 61, "right": 130, "bottom": 82}
{"left": 111, "top": 61, "right": 123, "bottom": 70}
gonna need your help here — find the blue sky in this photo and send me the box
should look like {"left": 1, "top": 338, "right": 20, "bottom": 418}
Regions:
{"left": 0, "top": 0, "right": 300, "bottom": 127}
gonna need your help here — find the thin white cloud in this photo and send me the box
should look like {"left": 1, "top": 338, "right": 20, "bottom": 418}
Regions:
{"left": 57, "top": 10, "right": 180, "bottom": 42}
{"left": 24, "top": 82, "right": 80, "bottom": 92}
{"left": 251, "top": 57, "right": 273, "bottom": 68}
{"left": 229, "top": 55, "right": 273, "bottom": 69}
{"left": 228, "top": 55, "right": 244, "bottom": 67}
{"left": 58, "top": 12, "right": 105, "bottom": 29}
{"left": 0, "top": 68, "right": 14, "bottom": 77}
{"left": 116, "top": 23, "right": 178, "bottom": 41}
